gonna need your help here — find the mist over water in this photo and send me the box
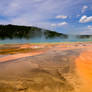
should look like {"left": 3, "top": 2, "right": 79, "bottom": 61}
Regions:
{"left": 0, "top": 36, "right": 92, "bottom": 44}
{"left": 0, "top": 29, "right": 92, "bottom": 44}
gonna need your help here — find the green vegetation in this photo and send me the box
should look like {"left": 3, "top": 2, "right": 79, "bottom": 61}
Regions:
{"left": 77, "top": 35, "right": 92, "bottom": 39}
{"left": 0, "top": 24, "right": 68, "bottom": 40}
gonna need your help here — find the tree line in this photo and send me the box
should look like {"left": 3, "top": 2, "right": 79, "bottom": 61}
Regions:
{"left": 0, "top": 24, "right": 68, "bottom": 40}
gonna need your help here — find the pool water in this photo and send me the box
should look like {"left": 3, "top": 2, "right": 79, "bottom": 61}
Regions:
{"left": 0, "top": 37, "right": 92, "bottom": 44}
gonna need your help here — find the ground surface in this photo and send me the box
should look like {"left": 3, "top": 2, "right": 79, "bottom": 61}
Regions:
{"left": 0, "top": 42, "right": 92, "bottom": 92}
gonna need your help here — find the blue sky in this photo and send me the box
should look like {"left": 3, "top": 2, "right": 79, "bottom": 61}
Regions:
{"left": 0, "top": 0, "right": 92, "bottom": 34}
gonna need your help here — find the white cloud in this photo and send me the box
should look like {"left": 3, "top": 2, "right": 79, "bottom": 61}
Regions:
{"left": 58, "top": 22, "right": 68, "bottom": 26}
{"left": 0, "top": 0, "right": 91, "bottom": 33}
{"left": 51, "top": 22, "right": 68, "bottom": 27}
{"left": 79, "top": 15, "right": 92, "bottom": 23}
{"left": 56, "top": 15, "right": 67, "bottom": 19}
{"left": 81, "top": 5, "right": 88, "bottom": 13}
{"left": 76, "top": 5, "right": 88, "bottom": 18}
{"left": 51, "top": 24, "right": 57, "bottom": 27}
{"left": 79, "top": 25, "right": 92, "bottom": 34}
{"left": 0, "top": 0, "right": 71, "bottom": 28}
{"left": 88, "top": 25, "right": 92, "bottom": 29}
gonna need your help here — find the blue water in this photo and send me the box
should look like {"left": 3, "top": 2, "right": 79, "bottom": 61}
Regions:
{"left": 0, "top": 37, "right": 92, "bottom": 44}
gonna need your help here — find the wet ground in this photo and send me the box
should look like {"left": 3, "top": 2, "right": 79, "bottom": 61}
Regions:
{"left": 0, "top": 42, "right": 92, "bottom": 92}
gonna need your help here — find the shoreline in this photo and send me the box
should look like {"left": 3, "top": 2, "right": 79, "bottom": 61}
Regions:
{"left": 0, "top": 41, "right": 92, "bottom": 55}
{"left": 0, "top": 41, "right": 92, "bottom": 63}
{"left": 0, "top": 41, "right": 92, "bottom": 45}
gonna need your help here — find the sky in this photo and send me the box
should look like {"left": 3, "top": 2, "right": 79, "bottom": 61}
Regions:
{"left": 0, "top": 0, "right": 92, "bottom": 35}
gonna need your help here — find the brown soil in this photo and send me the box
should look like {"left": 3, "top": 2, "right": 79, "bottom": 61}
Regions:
{"left": 0, "top": 42, "right": 92, "bottom": 92}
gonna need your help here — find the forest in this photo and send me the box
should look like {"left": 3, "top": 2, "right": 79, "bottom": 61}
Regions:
{"left": 0, "top": 24, "right": 68, "bottom": 39}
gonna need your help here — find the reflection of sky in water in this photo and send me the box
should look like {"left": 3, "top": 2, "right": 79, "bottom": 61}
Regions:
{"left": 0, "top": 37, "right": 92, "bottom": 44}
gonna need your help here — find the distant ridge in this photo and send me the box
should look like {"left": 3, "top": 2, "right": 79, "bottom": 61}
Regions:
{"left": 0, "top": 24, "right": 68, "bottom": 39}
{"left": 0, "top": 24, "right": 92, "bottom": 40}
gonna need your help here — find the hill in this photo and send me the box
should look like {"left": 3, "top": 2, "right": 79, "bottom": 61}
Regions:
{"left": 0, "top": 24, "right": 68, "bottom": 39}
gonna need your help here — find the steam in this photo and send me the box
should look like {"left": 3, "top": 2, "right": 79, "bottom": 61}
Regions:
{"left": 0, "top": 28, "right": 92, "bottom": 44}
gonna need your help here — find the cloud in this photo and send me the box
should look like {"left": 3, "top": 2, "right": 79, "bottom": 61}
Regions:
{"left": 82, "top": 26, "right": 92, "bottom": 34}
{"left": 51, "top": 22, "right": 68, "bottom": 27}
{"left": 51, "top": 24, "right": 57, "bottom": 27}
{"left": 76, "top": 5, "right": 88, "bottom": 18}
{"left": 81, "top": 5, "right": 88, "bottom": 13}
{"left": 0, "top": 0, "right": 73, "bottom": 29}
{"left": 58, "top": 22, "right": 68, "bottom": 26}
{"left": 0, "top": 0, "right": 92, "bottom": 34}
{"left": 88, "top": 25, "right": 92, "bottom": 29}
{"left": 79, "top": 15, "right": 92, "bottom": 23}
{"left": 56, "top": 15, "right": 67, "bottom": 19}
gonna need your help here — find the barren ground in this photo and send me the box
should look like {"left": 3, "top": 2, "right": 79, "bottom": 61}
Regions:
{"left": 0, "top": 42, "right": 92, "bottom": 92}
